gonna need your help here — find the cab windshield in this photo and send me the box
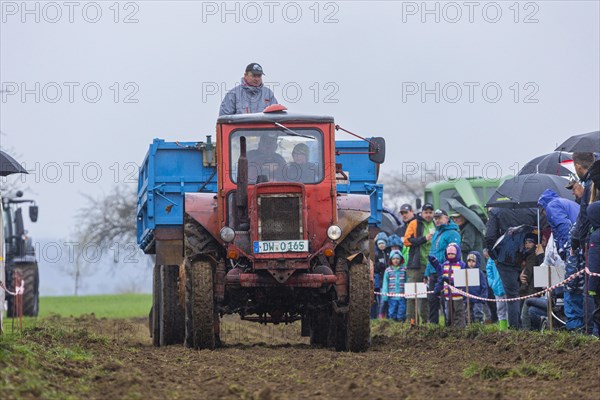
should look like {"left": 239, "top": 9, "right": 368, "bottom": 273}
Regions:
{"left": 230, "top": 129, "right": 324, "bottom": 184}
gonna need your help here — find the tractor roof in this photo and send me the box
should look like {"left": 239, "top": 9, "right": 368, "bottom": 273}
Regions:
{"left": 217, "top": 111, "right": 334, "bottom": 125}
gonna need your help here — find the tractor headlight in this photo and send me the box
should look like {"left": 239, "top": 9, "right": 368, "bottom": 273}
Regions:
{"left": 220, "top": 227, "right": 236, "bottom": 243}
{"left": 327, "top": 225, "right": 342, "bottom": 241}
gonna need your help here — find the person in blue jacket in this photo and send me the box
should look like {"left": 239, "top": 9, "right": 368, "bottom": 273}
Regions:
{"left": 484, "top": 249, "right": 508, "bottom": 330}
{"left": 538, "top": 188, "right": 590, "bottom": 332}
{"left": 537, "top": 189, "right": 579, "bottom": 253}
{"left": 464, "top": 251, "right": 489, "bottom": 323}
{"left": 425, "top": 209, "right": 461, "bottom": 324}
{"left": 381, "top": 250, "right": 407, "bottom": 321}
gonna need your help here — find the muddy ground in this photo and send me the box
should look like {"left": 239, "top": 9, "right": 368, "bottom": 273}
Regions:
{"left": 2, "top": 315, "right": 599, "bottom": 400}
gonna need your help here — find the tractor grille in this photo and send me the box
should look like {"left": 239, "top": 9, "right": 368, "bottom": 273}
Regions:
{"left": 258, "top": 194, "right": 303, "bottom": 241}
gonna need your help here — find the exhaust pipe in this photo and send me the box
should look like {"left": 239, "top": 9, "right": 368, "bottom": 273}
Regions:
{"left": 237, "top": 136, "right": 250, "bottom": 230}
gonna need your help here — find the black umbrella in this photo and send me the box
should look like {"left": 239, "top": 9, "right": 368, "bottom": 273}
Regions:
{"left": 487, "top": 173, "right": 572, "bottom": 243}
{"left": 0, "top": 150, "right": 27, "bottom": 176}
{"left": 518, "top": 152, "right": 573, "bottom": 176}
{"left": 486, "top": 173, "right": 573, "bottom": 209}
{"left": 555, "top": 130, "right": 600, "bottom": 152}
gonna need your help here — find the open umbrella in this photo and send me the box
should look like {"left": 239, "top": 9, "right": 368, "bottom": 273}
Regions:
{"left": 486, "top": 173, "right": 573, "bottom": 242}
{"left": 445, "top": 198, "right": 486, "bottom": 235}
{"left": 486, "top": 173, "right": 573, "bottom": 208}
{"left": 0, "top": 150, "right": 27, "bottom": 176}
{"left": 555, "top": 130, "right": 600, "bottom": 152}
{"left": 518, "top": 152, "right": 573, "bottom": 176}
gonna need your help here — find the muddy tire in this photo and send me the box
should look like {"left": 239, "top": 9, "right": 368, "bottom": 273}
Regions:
{"left": 346, "top": 262, "right": 371, "bottom": 352}
{"left": 336, "top": 221, "right": 369, "bottom": 260}
{"left": 6, "top": 263, "right": 39, "bottom": 317}
{"left": 184, "top": 215, "right": 219, "bottom": 260}
{"left": 185, "top": 259, "right": 216, "bottom": 349}
{"left": 334, "top": 221, "right": 370, "bottom": 352}
{"left": 151, "top": 264, "right": 161, "bottom": 346}
{"left": 159, "top": 265, "right": 185, "bottom": 346}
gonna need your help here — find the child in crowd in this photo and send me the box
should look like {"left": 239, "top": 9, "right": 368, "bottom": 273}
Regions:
{"left": 484, "top": 248, "right": 508, "bottom": 330}
{"left": 519, "top": 234, "right": 545, "bottom": 330}
{"left": 430, "top": 243, "right": 466, "bottom": 328}
{"left": 381, "top": 250, "right": 407, "bottom": 321}
{"left": 373, "top": 232, "right": 389, "bottom": 319}
{"left": 465, "top": 251, "right": 489, "bottom": 323}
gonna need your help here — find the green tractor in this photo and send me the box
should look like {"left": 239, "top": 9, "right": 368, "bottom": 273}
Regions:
{"left": 2, "top": 191, "right": 40, "bottom": 317}
{"left": 421, "top": 176, "right": 511, "bottom": 218}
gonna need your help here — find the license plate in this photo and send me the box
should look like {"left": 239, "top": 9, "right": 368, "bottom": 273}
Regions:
{"left": 253, "top": 240, "right": 308, "bottom": 253}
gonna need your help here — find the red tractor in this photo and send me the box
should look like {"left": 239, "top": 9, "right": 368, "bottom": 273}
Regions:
{"left": 144, "top": 107, "right": 385, "bottom": 351}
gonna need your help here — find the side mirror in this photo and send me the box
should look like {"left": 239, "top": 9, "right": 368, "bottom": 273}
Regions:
{"left": 15, "top": 208, "right": 25, "bottom": 236}
{"left": 368, "top": 137, "right": 386, "bottom": 164}
{"left": 29, "top": 205, "right": 38, "bottom": 222}
{"left": 416, "top": 198, "right": 422, "bottom": 210}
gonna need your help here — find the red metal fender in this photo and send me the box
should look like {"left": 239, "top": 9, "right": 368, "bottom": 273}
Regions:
{"left": 337, "top": 193, "right": 370, "bottom": 242}
{"left": 185, "top": 192, "right": 221, "bottom": 244}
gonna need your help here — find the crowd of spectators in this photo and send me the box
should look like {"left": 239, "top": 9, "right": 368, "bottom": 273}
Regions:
{"left": 373, "top": 152, "right": 600, "bottom": 335}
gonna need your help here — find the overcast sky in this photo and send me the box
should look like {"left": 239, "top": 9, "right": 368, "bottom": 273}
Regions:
{"left": 1, "top": 1, "right": 599, "bottom": 293}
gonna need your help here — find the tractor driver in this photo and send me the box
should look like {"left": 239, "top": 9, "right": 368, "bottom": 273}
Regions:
{"left": 282, "top": 143, "right": 319, "bottom": 183}
{"left": 219, "top": 63, "right": 278, "bottom": 116}
{"left": 246, "top": 134, "right": 286, "bottom": 182}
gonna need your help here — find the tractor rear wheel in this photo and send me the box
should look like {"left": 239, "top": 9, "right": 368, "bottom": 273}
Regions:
{"left": 334, "top": 220, "right": 371, "bottom": 352}
{"left": 183, "top": 215, "right": 222, "bottom": 349}
{"left": 185, "top": 259, "right": 216, "bottom": 349}
{"left": 346, "top": 262, "right": 371, "bottom": 352}
{"left": 159, "top": 265, "right": 185, "bottom": 346}
{"left": 151, "top": 264, "right": 185, "bottom": 346}
{"left": 6, "top": 263, "right": 39, "bottom": 317}
{"left": 151, "top": 264, "right": 161, "bottom": 346}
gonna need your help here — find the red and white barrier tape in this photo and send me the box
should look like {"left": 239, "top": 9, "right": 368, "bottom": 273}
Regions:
{"left": 448, "top": 268, "right": 587, "bottom": 303}
{"left": 0, "top": 280, "right": 24, "bottom": 296}
{"left": 375, "top": 267, "right": 597, "bottom": 302}
{"left": 374, "top": 290, "right": 434, "bottom": 298}
{"left": 585, "top": 267, "right": 600, "bottom": 278}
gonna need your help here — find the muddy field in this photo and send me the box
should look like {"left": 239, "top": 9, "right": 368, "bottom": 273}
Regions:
{"left": 2, "top": 315, "right": 599, "bottom": 400}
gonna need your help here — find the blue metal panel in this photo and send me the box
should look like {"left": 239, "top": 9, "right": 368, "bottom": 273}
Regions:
{"left": 335, "top": 140, "right": 382, "bottom": 227}
{"left": 137, "top": 139, "right": 217, "bottom": 249}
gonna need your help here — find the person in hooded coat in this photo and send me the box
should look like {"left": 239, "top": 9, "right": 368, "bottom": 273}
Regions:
{"left": 381, "top": 250, "right": 407, "bottom": 321}
{"left": 425, "top": 209, "right": 461, "bottom": 324}
{"left": 537, "top": 189, "right": 579, "bottom": 253}
{"left": 464, "top": 251, "right": 489, "bottom": 323}
{"left": 485, "top": 207, "right": 538, "bottom": 329}
{"left": 372, "top": 232, "right": 389, "bottom": 319}
{"left": 429, "top": 243, "right": 466, "bottom": 328}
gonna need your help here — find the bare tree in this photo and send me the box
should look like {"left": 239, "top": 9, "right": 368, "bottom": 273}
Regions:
{"left": 76, "top": 184, "right": 137, "bottom": 250}
{"left": 380, "top": 171, "right": 433, "bottom": 211}
{"left": 59, "top": 233, "right": 97, "bottom": 296}
{"left": 76, "top": 184, "right": 153, "bottom": 276}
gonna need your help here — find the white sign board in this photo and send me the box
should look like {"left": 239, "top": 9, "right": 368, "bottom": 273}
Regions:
{"left": 404, "top": 282, "right": 428, "bottom": 299}
{"left": 453, "top": 269, "right": 480, "bottom": 287}
{"left": 533, "top": 265, "right": 562, "bottom": 288}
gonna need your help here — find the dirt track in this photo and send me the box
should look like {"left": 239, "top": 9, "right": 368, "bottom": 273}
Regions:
{"left": 7, "top": 315, "right": 600, "bottom": 400}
